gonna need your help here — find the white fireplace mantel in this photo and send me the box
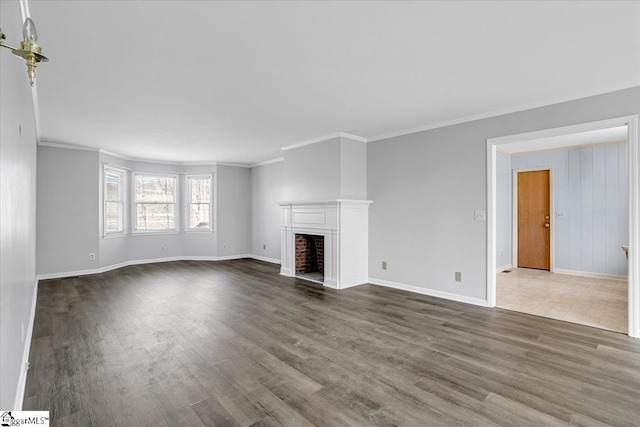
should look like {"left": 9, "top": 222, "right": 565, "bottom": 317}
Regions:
{"left": 278, "top": 199, "right": 372, "bottom": 289}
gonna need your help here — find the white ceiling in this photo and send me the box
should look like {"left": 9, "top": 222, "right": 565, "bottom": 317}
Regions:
{"left": 499, "top": 125, "right": 628, "bottom": 154}
{"left": 26, "top": 1, "right": 640, "bottom": 164}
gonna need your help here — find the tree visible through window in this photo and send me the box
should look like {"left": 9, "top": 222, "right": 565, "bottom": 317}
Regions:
{"left": 134, "top": 174, "right": 177, "bottom": 231}
{"left": 188, "top": 176, "right": 211, "bottom": 230}
{"left": 104, "top": 168, "right": 125, "bottom": 234}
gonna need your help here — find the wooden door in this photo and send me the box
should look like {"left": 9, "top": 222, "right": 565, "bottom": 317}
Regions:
{"left": 518, "top": 170, "right": 551, "bottom": 270}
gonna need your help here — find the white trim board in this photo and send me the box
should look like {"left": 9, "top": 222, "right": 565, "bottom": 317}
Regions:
{"left": 250, "top": 157, "right": 284, "bottom": 168}
{"left": 281, "top": 132, "right": 367, "bottom": 151}
{"left": 497, "top": 264, "right": 513, "bottom": 273}
{"left": 35, "top": 254, "right": 278, "bottom": 280}
{"left": 14, "top": 280, "right": 38, "bottom": 411}
{"left": 368, "top": 278, "right": 488, "bottom": 307}
{"left": 554, "top": 269, "right": 627, "bottom": 282}
{"left": 368, "top": 82, "right": 640, "bottom": 143}
{"left": 249, "top": 255, "right": 281, "bottom": 264}
{"left": 487, "top": 115, "right": 639, "bottom": 338}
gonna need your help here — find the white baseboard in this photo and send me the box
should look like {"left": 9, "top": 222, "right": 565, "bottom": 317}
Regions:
{"left": 497, "top": 264, "right": 513, "bottom": 273}
{"left": 249, "top": 254, "right": 281, "bottom": 264}
{"left": 14, "top": 280, "right": 38, "bottom": 410}
{"left": 553, "top": 268, "right": 627, "bottom": 281}
{"left": 367, "top": 277, "right": 488, "bottom": 307}
{"left": 36, "top": 254, "right": 256, "bottom": 280}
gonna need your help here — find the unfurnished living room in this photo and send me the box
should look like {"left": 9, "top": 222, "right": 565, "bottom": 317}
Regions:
{"left": 1, "top": 0, "right": 640, "bottom": 425}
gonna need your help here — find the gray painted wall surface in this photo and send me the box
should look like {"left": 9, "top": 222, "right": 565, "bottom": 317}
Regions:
{"left": 508, "top": 143, "right": 628, "bottom": 276}
{"left": 339, "top": 138, "right": 367, "bottom": 199}
{"left": 496, "top": 151, "right": 512, "bottom": 268}
{"left": 368, "top": 86, "right": 640, "bottom": 301}
{"left": 37, "top": 149, "right": 251, "bottom": 275}
{"left": 283, "top": 137, "right": 341, "bottom": 201}
{"left": 0, "top": 0, "right": 38, "bottom": 408}
{"left": 217, "top": 165, "right": 251, "bottom": 256}
{"left": 283, "top": 137, "right": 367, "bottom": 201}
{"left": 37, "top": 147, "right": 100, "bottom": 275}
{"left": 251, "top": 161, "right": 283, "bottom": 260}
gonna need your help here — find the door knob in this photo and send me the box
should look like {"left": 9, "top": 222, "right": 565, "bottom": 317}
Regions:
{"left": 545, "top": 223, "right": 550, "bottom": 228}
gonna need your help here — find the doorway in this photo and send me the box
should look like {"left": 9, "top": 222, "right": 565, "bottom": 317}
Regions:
{"left": 516, "top": 169, "right": 551, "bottom": 271}
{"left": 487, "top": 116, "right": 639, "bottom": 338}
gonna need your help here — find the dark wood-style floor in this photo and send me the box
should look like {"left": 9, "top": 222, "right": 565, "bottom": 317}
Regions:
{"left": 24, "top": 260, "right": 640, "bottom": 426}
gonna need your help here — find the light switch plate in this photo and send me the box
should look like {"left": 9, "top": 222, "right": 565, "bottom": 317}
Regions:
{"left": 474, "top": 210, "right": 486, "bottom": 221}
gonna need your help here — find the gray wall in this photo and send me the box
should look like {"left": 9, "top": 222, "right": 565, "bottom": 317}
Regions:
{"left": 508, "top": 143, "right": 628, "bottom": 276}
{"left": 36, "top": 148, "right": 252, "bottom": 276}
{"left": 251, "top": 161, "right": 283, "bottom": 260}
{"left": 283, "top": 137, "right": 341, "bottom": 201}
{"left": 340, "top": 138, "right": 367, "bottom": 199}
{"left": 37, "top": 147, "right": 100, "bottom": 274}
{"left": 283, "top": 136, "right": 367, "bottom": 201}
{"left": 0, "top": 0, "right": 38, "bottom": 408}
{"left": 368, "top": 86, "right": 640, "bottom": 301}
{"left": 217, "top": 165, "right": 252, "bottom": 256}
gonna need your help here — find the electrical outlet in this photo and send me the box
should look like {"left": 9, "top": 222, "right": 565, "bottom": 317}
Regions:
{"left": 160, "top": 245, "right": 165, "bottom": 251}
{"left": 263, "top": 244, "right": 266, "bottom": 250}
{"left": 455, "top": 272, "right": 462, "bottom": 282}
{"left": 223, "top": 243, "right": 227, "bottom": 249}
{"left": 382, "top": 261, "right": 387, "bottom": 270}
{"left": 89, "top": 253, "right": 95, "bottom": 261}
{"left": 474, "top": 211, "right": 486, "bottom": 221}
{"left": 556, "top": 211, "right": 566, "bottom": 219}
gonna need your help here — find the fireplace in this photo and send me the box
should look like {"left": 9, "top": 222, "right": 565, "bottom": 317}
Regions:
{"left": 295, "top": 234, "right": 324, "bottom": 282}
{"left": 279, "top": 200, "right": 372, "bottom": 289}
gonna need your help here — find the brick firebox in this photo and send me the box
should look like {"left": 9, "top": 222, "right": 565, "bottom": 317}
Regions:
{"left": 295, "top": 234, "right": 324, "bottom": 276}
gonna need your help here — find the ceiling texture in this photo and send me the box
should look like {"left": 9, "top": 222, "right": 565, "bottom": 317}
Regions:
{"left": 23, "top": 1, "right": 640, "bottom": 164}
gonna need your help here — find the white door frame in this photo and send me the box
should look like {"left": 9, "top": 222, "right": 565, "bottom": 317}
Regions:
{"left": 512, "top": 167, "right": 554, "bottom": 272}
{"left": 487, "top": 116, "right": 639, "bottom": 338}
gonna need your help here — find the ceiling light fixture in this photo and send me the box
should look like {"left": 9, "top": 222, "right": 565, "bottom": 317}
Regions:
{"left": 0, "top": 17, "right": 48, "bottom": 86}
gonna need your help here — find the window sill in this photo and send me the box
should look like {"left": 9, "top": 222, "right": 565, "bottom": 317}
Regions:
{"left": 103, "top": 233, "right": 127, "bottom": 239}
{"left": 131, "top": 230, "right": 180, "bottom": 236}
{"left": 185, "top": 229, "right": 215, "bottom": 234}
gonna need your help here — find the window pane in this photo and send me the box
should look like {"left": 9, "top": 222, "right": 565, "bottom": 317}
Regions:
{"left": 189, "top": 203, "right": 210, "bottom": 229}
{"left": 135, "top": 175, "right": 175, "bottom": 203}
{"left": 136, "top": 203, "right": 175, "bottom": 230}
{"left": 105, "top": 201, "right": 122, "bottom": 233}
{"left": 105, "top": 172, "right": 119, "bottom": 202}
{"left": 190, "top": 177, "right": 210, "bottom": 203}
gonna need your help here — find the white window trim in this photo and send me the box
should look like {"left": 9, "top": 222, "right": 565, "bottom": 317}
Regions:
{"left": 103, "top": 165, "right": 126, "bottom": 237}
{"left": 185, "top": 174, "right": 214, "bottom": 233}
{"left": 132, "top": 171, "right": 179, "bottom": 234}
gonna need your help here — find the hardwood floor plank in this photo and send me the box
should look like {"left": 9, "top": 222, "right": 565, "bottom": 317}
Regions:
{"left": 23, "top": 260, "right": 640, "bottom": 426}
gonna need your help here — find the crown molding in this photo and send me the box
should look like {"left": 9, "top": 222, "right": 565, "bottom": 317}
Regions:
{"left": 367, "top": 81, "right": 640, "bottom": 143}
{"left": 250, "top": 157, "right": 284, "bottom": 168}
{"left": 217, "top": 162, "right": 251, "bottom": 168}
{"left": 281, "top": 132, "right": 367, "bottom": 151}
{"left": 99, "top": 149, "right": 131, "bottom": 160}
{"left": 39, "top": 140, "right": 99, "bottom": 152}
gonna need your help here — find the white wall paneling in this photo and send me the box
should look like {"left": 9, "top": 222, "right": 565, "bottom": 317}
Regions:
{"left": 488, "top": 115, "right": 639, "bottom": 338}
{"left": 504, "top": 143, "right": 628, "bottom": 277}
